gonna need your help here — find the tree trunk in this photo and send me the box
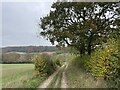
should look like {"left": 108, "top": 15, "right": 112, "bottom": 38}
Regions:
{"left": 87, "top": 33, "right": 93, "bottom": 55}
{"left": 88, "top": 42, "right": 91, "bottom": 55}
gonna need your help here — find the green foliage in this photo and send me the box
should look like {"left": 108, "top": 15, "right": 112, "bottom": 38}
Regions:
{"left": 85, "top": 38, "right": 119, "bottom": 87}
{"left": 52, "top": 53, "right": 66, "bottom": 65}
{"left": 55, "top": 59, "right": 61, "bottom": 67}
{"left": 40, "top": 2, "right": 120, "bottom": 55}
{"left": 32, "top": 53, "right": 56, "bottom": 77}
{"left": 22, "top": 76, "right": 46, "bottom": 89}
{"left": 69, "top": 47, "right": 80, "bottom": 55}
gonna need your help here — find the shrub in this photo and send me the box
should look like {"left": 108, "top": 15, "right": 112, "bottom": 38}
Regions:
{"left": 32, "top": 53, "right": 56, "bottom": 77}
{"left": 55, "top": 59, "right": 61, "bottom": 66}
{"left": 85, "top": 38, "right": 119, "bottom": 88}
{"left": 52, "top": 53, "right": 67, "bottom": 66}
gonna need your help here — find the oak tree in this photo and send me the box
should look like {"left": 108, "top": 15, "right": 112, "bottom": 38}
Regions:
{"left": 40, "top": 2, "right": 120, "bottom": 55}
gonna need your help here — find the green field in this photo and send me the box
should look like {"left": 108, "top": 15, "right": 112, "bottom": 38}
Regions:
{"left": 2, "top": 64, "right": 46, "bottom": 88}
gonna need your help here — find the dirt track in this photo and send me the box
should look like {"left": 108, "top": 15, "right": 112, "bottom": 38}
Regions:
{"left": 37, "top": 64, "right": 67, "bottom": 89}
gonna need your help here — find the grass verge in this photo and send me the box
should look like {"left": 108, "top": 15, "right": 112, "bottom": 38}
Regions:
{"left": 66, "top": 56, "right": 109, "bottom": 88}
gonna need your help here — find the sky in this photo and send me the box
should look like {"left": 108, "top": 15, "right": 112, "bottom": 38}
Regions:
{"left": 1, "top": 0, "right": 57, "bottom": 47}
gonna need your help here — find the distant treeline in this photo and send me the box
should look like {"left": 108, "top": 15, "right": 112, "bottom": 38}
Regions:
{"left": 1, "top": 62, "right": 32, "bottom": 64}
{"left": 0, "top": 53, "right": 35, "bottom": 64}
{"left": 0, "top": 46, "right": 71, "bottom": 64}
{"left": 1, "top": 46, "right": 59, "bottom": 53}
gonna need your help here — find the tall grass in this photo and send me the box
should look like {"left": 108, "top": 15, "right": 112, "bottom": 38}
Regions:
{"left": 66, "top": 56, "right": 109, "bottom": 88}
{"left": 66, "top": 38, "right": 119, "bottom": 88}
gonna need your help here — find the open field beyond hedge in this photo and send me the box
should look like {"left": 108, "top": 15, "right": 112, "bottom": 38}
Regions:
{"left": 1, "top": 64, "right": 46, "bottom": 88}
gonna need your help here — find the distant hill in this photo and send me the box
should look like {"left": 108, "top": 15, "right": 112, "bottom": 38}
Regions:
{"left": 1, "top": 46, "right": 59, "bottom": 53}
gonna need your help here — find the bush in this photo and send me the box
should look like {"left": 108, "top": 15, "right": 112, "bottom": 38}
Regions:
{"left": 85, "top": 38, "right": 119, "bottom": 88}
{"left": 52, "top": 53, "right": 67, "bottom": 66}
{"left": 32, "top": 53, "right": 56, "bottom": 77}
{"left": 55, "top": 59, "right": 61, "bottom": 66}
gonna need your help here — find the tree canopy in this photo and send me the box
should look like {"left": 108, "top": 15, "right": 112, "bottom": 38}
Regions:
{"left": 40, "top": 2, "right": 120, "bottom": 55}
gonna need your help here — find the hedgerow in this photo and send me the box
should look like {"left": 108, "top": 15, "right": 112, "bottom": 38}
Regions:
{"left": 85, "top": 38, "right": 119, "bottom": 88}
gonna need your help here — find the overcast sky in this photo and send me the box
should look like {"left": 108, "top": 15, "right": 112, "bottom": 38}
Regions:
{"left": 1, "top": 0, "right": 57, "bottom": 47}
